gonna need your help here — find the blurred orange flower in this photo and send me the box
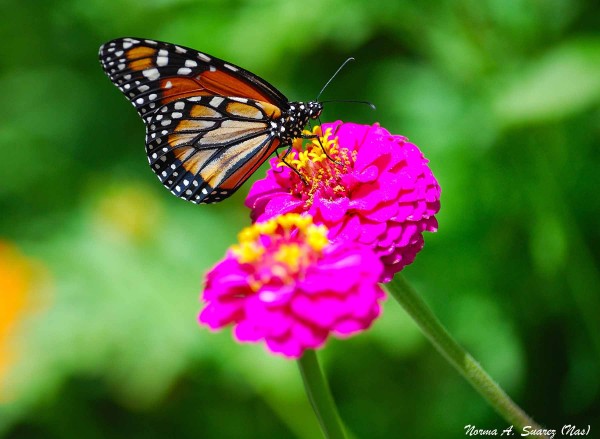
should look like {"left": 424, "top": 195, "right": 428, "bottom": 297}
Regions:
{"left": 0, "top": 241, "right": 40, "bottom": 402}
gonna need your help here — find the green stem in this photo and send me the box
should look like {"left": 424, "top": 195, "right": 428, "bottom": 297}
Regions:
{"left": 385, "top": 274, "right": 549, "bottom": 439}
{"left": 297, "top": 350, "right": 347, "bottom": 439}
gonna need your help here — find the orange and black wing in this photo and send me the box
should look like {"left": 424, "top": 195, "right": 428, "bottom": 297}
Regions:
{"left": 98, "top": 37, "right": 289, "bottom": 203}
{"left": 99, "top": 37, "right": 288, "bottom": 117}
{"left": 146, "top": 95, "right": 282, "bottom": 204}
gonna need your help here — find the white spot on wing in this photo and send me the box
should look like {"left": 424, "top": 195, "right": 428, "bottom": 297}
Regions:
{"left": 177, "top": 67, "right": 192, "bottom": 75}
{"left": 185, "top": 60, "right": 197, "bottom": 67}
{"left": 210, "top": 97, "right": 224, "bottom": 107}
{"left": 224, "top": 63, "right": 238, "bottom": 71}
{"left": 143, "top": 68, "right": 160, "bottom": 81}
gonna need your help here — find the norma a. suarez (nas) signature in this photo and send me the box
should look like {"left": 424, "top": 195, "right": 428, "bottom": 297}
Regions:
{"left": 464, "top": 423, "right": 591, "bottom": 438}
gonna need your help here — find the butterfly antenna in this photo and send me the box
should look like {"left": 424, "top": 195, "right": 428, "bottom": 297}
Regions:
{"left": 316, "top": 57, "right": 355, "bottom": 101}
{"left": 320, "top": 99, "right": 376, "bottom": 111}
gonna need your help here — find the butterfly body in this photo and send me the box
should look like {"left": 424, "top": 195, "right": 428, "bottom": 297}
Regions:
{"left": 99, "top": 37, "right": 322, "bottom": 204}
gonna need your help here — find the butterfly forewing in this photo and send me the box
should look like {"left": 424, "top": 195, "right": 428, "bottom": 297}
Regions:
{"left": 99, "top": 37, "right": 322, "bottom": 204}
{"left": 99, "top": 38, "right": 287, "bottom": 117}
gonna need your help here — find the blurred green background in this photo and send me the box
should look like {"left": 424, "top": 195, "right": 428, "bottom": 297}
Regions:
{"left": 1, "top": 0, "right": 599, "bottom": 438}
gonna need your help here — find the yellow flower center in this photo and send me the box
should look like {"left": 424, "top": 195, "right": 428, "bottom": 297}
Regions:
{"left": 274, "top": 243, "right": 301, "bottom": 271}
{"left": 277, "top": 126, "right": 356, "bottom": 207}
{"left": 231, "top": 214, "right": 329, "bottom": 292}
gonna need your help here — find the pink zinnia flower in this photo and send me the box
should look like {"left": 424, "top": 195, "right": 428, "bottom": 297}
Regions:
{"left": 245, "top": 121, "right": 441, "bottom": 282}
{"left": 199, "top": 213, "right": 385, "bottom": 358}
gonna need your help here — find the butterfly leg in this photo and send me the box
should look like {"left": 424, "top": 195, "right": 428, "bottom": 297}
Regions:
{"left": 277, "top": 146, "right": 308, "bottom": 185}
{"left": 275, "top": 146, "right": 291, "bottom": 162}
{"left": 300, "top": 133, "right": 341, "bottom": 166}
{"left": 272, "top": 147, "right": 287, "bottom": 174}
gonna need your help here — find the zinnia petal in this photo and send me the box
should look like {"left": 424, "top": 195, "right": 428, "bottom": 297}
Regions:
{"left": 245, "top": 122, "right": 441, "bottom": 282}
{"left": 198, "top": 214, "right": 384, "bottom": 358}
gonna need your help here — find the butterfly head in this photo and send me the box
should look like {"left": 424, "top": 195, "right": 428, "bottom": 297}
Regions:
{"left": 280, "top": 101, "right": 323, "bottom": 143}
{"left": 287, "top": 101, "right": 322, "bottom": 119}
{"left": 307, "top": 101, "right": 323, "bottom": 118}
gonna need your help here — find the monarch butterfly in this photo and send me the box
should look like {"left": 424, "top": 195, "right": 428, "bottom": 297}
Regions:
{"left": 98, "top": 37, "right": 323, "bottom": 204}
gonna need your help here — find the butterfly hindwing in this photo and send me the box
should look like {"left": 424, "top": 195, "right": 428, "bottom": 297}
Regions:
{"left": 146, "top": 95, "right": 280, "bottom": 204}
